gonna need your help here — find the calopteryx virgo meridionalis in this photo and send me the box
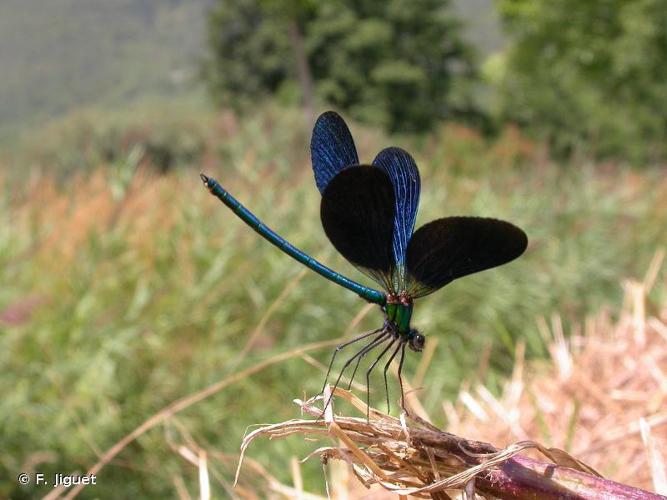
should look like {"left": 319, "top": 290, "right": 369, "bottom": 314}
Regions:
{"left": 201, "top": 111, "right": 528, "bottom": 414}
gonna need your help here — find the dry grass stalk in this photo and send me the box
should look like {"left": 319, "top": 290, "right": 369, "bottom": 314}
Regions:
{"left": 236, "top": 387, "right": 662, "bottom": 499}
{"left": 448, "top": 250, "right": 667, "bottom": 495}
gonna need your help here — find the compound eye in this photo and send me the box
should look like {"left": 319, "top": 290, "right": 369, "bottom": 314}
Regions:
{"left": 409, "top": 332, "right": 425, "bottom": 352}
{"left": 415, "top": 334, "right": 425, "bottom": 349}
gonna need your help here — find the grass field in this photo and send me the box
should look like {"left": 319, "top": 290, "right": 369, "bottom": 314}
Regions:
{"left": 1, "top": 105, "right": 665, "bottom": 497}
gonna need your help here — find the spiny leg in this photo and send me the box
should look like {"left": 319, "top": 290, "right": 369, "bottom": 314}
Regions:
{"left": 336, "top": 331, "right": 389, "bottom": 388}
{"left": 365, "top": 337, "right": 397, "bottom": 420}
{"left": 321, "top": 332, "right": 389, "bottom": 415}
{"left": 322, "top": 331, "right": 390, "bottom": 413}
{"left": 382, "top": 341, "right": 403, "bottom": 413}
{"left": 347, "top": 322, "right": 392, "bottom": 390}
{"left": 398, "top": 343, "right": 407, "bottom": 410}
{"left": 329, "top": 331, "right": 388, "bottom": 395}
{"left": 347, "top": 330, "right": 386, "bottom": 389}
{"left": 321, "top": 327, "right": 383, "bottom": 394}
{"left": 347, "top": 356, "right": 363, "bottom": 390}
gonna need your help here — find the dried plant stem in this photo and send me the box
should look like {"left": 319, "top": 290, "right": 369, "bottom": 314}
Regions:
{"left": 237, "top": 388, "right": 666, "bottom": 499}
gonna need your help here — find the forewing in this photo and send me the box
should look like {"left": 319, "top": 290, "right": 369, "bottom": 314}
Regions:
{"left": 311, "top": 111, "right": 359, "bottom": 193}
{"left": 406, "top": 217, "right": 528, "bottom": 298}
{"left": 321, "top": 166, "right": 396, "bottom": 291}
{"left": 372, "top": 147, "right": 421, "bottom": 284}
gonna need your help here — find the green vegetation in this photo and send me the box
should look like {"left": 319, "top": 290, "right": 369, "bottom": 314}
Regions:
{"left": 2, "top": 107, "right": 665, "bottom": 497}
{"left": 204, "top": 0, "right": 667, "bottom": 163}
{"left": 205, "top": 0, "right": 478, "bottom": 132}
{"left": 493, "top": 0, "right": 667, "bottom": 162}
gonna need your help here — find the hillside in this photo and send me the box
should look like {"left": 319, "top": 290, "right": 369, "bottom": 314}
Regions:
{"left": 0, "top": 0, "right": 212, "bottom": 140}
{"left": 0, "top": 0, "right": 502, "bottom": 143}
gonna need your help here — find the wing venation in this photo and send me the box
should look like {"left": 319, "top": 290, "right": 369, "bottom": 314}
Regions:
{"left": 372, "top": 147, "right": 421, "bottom": 287}
{"left": 311, "top": 111, "right": 359, "bottom": 193}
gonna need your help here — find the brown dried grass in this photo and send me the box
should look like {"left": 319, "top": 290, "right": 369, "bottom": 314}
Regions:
{"left": 447, "top": 250, "right": 667, "bottom": 493}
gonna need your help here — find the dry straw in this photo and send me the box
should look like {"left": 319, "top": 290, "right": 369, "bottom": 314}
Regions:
{"left": 236, "top": 386, "right": 662, "bottom": 499}
{"left": 447, "top": 249, "right": 667, "bottom": 496}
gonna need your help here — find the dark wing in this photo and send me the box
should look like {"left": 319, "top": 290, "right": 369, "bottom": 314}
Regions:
{"left": 406, "top": 217, "right": 528, "bottom": 298}
{"left": 321, "top": 166, "right": 396, "bottom": 292}
{"left": 372, "top": 147, "right": 420, "bottom": 288}
{"left": 311, "top": 111, "right": 359, "bottom": 193}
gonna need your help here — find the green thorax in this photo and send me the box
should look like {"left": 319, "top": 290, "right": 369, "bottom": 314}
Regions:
{"left": 385, "top": 293, "right": 413, "bottom": 334}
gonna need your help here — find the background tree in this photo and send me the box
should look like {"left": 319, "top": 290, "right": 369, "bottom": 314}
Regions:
{"left": 204, "top": 0, "right": 479, "bottom": 132}
{"left": 493, "top": 0, "right": 667, "bottom": 163}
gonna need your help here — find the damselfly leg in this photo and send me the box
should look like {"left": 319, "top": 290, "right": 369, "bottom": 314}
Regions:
{"left": 382, "top": 341, "right": 404, "bottom": 413}
{"left": 397, "top": 343, "right": 407, "bottom": 409}
{"left": 321, "top": 329, "right": 389, "bottom": 413}
{"left": 321, "top": 327, "right": 383, "bottom": 394}
{"left": 364, "top": 336, "right": 398, "bottom": 420}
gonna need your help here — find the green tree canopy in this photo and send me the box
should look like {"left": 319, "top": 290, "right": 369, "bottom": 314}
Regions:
{"left": 494, "top": 0, "right": 667, "bottom": 163}
{"left": 204, "top": 0, "right": 478, "bottom": 132}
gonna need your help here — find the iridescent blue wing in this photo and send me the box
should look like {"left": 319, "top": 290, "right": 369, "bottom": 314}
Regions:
{"left": 406, "top": 217, "right": 528, "bottom": 298}
{"left": 372, "top": 147, "right": 421, "bottom": 289}
{"left": 320, "top": 166, "right": 396, "bottom": 292}
{"left": 310, "top": 111, "right": 359, "bottom": 193}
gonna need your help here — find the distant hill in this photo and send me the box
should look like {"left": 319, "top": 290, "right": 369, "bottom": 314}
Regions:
{"left": 0, "top": 0, "right": 213, "bottom": 140}
{"left": 0, "top": 0, "right": 501, "bottom": 143}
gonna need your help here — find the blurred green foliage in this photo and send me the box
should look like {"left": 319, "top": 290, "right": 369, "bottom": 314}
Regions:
{"left": 205, "top": 0, "right": 479, "bottom": 132}
{"left": 494, "top": 0, "right": 667, "bottom": 163}
{"left": 1, "top": 106, "right": 665, "bottom": 497}
{"left": 12, "top": 99, "right": 214, "bottom": 178}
